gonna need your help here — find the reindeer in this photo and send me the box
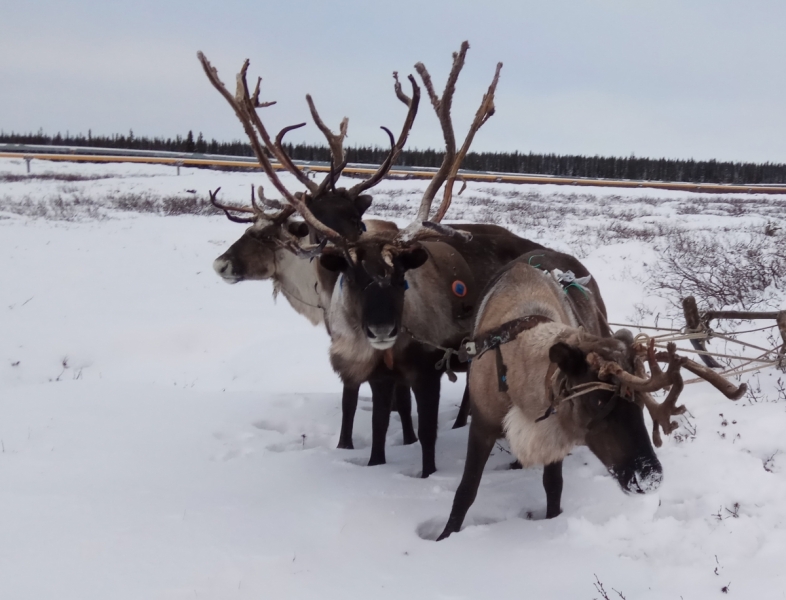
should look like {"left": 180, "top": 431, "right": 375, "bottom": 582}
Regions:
{"left": 308, "top": 43, "right": 554, "bottom": 477}
{"left": 198, "top": 44, "right": 610, "bottom": 479}
{"left": 437, "top": 259, "right": 747, "bottom": 540}
{"left": 209, "top": 186, "right": 417, "bottom": 446}
{"left": 199, "top": 51, "right": 421, "bottom": 449}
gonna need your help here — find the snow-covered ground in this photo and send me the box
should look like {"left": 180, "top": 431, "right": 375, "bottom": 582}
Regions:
{"left": 1, "top": 157, "right": 785, "bottom": 599}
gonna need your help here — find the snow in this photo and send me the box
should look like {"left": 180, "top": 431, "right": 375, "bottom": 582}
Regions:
{"left": 1, "top": 157, "right": 785, "bottom": 599}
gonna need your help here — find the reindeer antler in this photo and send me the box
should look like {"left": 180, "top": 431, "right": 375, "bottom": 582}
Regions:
{"left": 346, "top": 73, "right": 421, "bottom": 198}
{"left": 209, "top": 185, "right": 293, "bottom": 227}
{"left": 655, "top": 352, "right": 748, "bottom": 401}
{"left": 401, "top": 41, "right": 502, "bottom": 241}
{"left": 590, "top": 341, "right": 687, "bottom": 447}
{"left": 197, "top": 52, "right": 343, "bottom": 244}
{"left": 433, "top": 61, "right": 501, "bottom": 223}
{"left": 588, "top": 339, "right": 746, "bottom": 447}
{"left": 209, "top": 187, "right": 255, "bottom": 224}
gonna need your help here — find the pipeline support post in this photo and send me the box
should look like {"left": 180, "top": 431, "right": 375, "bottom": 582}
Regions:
{"left": 682, "top": 296, "right": 721, "bottom": 368}
{"left": 24, "top": 157, "right": 32, "bottom": 173}
{"left": 777, "top": 311, "right": 786, "bottom": 372}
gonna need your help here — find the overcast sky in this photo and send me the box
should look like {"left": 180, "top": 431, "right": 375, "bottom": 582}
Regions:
{"left": 2, "top": 0, "right": 785, "bottom": 163}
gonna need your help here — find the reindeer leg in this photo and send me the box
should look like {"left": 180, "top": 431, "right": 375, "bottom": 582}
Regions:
{"left": 395, "top": 384, "right": 418, "bottom": 445}
{"left": 437, "top": 415, "right": 500, "bottom": 541}
{"left": 543, "top": 460, "right": 563, "bottom": 518}
{"left": 452, "top": 383, "right": 471, "bottom": 429}
{"left": 412, "top": 371, "right": 441, "bottom": 478}
{"left": 368, "top": 378, "right": 395, "bottom": 466}
{"left": 337, "top": 383, "right": 360, "bottom": 450}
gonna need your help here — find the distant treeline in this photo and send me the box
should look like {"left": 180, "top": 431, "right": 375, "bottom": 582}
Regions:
{"left": 3, "top": 129, "right": 786, "bottom": 185}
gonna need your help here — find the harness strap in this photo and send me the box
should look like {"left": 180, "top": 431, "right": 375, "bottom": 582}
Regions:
{"left": 461, "top": 315, "right": 554, "bottom": 363}
{"left": 457, "top": 315, "right": 553, "bottom": 392}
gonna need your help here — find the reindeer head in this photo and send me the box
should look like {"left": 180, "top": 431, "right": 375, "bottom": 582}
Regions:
{"left": 199, "top": 53, "right": 420, "bottom": 283}
{"left": 316, "top": 42, "right": 501, "bottom": 351}
{"left": 546, "top": 331, "right": 660, "bottom": 493}
{"left": 547, "top": 331, "right": 746, "bottom": 494}
{"left": 320, "top": 236, "right": 429, "bottom": 349}
{"left": 202, "top": 43, "right": 501, "bottom": 351}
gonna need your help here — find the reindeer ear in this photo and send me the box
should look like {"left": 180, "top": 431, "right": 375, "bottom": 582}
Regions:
{"left": 549, "top": 342, "right": 588, "bottom": 376}
{"left": 354, "top": 194, "right": 373, "bottom": 216}
{"left": 287, "top": 221, "right": 309, "bottom": 238}
{"left": 398, "top": 247, "right": 429, "bottom": 272}
{"left": 319, "top": 253, "right": 349, "bottom": 272}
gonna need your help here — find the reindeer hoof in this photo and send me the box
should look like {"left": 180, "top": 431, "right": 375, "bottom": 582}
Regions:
{"left": 336, "top": 440, "right": 354, "bottom": 450}
{"left": 368, "top": 456, "right": 386, "bottom": 467}
{"left": 421, "top": 465, "right": 437, "bottom": 478}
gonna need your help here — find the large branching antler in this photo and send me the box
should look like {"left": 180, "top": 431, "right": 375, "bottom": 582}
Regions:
{"left": 209, "top": 185, "right": 293, "bottom": 226}
{"left": 197, "top": 52, "right": 343, "bottom": 244}
{"left": 588, "top": 339, "right": 746, "bottom": 447}
{"left": 346, "top": 73, "right": 421, "bottom": 198}
{"left": 305, "top": 95, "right": 351, "bottom": 197}
{"left": 432, "top": 60, "right": 501, "bottom": 223}
{"left": 401, "top": 41, "right": 502, "bottom": 241}
{"left": 409, "top": 42, "right": 467, "bottom": 227}
{"left": 235, "top": 60, "right": 319, "bottom": 196}
{"left": 590, "top": 341, "right": 687, "bottom": 447}
{"left": 209, "top": 187, "right": 255, "bottom": 224}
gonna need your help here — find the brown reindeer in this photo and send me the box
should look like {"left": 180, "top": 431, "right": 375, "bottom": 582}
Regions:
{"left": 312, "top": 43, "right": 553, "bottom": 477}
{"left": 198, "top": 44, "right": 610, "bottom": 480}
{"left": 198, "top": 50, "right": 422, "bottom": 449}
{"left": 209, "top": 186, "right": 417, "bottom": 445}
{"left": 437, "top": 260, "right": 747, "bottom": 540}
{"left": 451, "top": 247, "right": 614, "bottom": 429}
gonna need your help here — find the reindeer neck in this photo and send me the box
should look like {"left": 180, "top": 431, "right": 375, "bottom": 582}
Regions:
{"left": 273, "top": 249, "right": 324, "bottom": 326}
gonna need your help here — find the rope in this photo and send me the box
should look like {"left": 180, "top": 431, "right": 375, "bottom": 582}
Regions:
{"left": 401, "top": 325, "right": 460, "bottom": 382}
{"left": 558, "top": 381, "right": 617, "bottom": 402}
{"left": 608, "top": 322, "right": 682, "bottom": 333}
{"left": 630, "top": 329, "right": 780, "bottom": 365}
{"left": 726, "top": 323, "right": 778, "bottom": 335}
{"left": 704, "top": 331, "right": 779, "bottom": 355}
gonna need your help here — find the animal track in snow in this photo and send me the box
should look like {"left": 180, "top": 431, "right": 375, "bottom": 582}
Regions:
{"left": 415, "top": 515, "right": 503, "bottom": 540}
{"left": 252, "top": 419, "right": 288, "bottom": 434}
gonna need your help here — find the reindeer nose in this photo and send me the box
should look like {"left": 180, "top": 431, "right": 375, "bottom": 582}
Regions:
{"left": 213, "top": 258, "right": 238, "bottom": 283}
{"left": 365, "top": 323, "right": 398, "bottom": 349}
{"left": 620, "top": 456, "right": 663, "bottom": 494}
{"left": 366, "top": 324, "right": 397, "bottom": 339}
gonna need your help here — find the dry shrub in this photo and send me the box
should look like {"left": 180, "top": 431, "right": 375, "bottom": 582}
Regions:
{"left": 0, "top": 192, "right": 220, "bottom": 221}
{"left": 648, "top": 230, "right": 785, "bottom": 312}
